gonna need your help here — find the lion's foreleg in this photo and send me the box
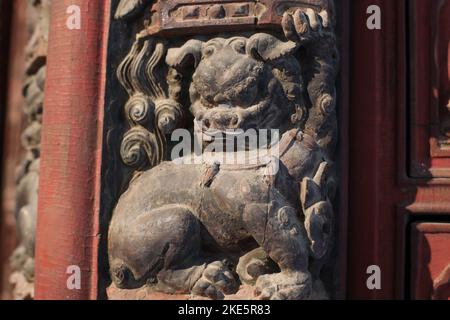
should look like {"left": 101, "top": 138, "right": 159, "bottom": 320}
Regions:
{"left": 243, "top": 202, "right": 312, "bottom": 299}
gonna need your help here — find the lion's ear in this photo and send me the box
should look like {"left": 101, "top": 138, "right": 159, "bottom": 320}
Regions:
{"left": 166, "top": 39, "right": 204, "bottom": 70}
{"left": 246, "top": 33, "right": 297, "bottom": 61}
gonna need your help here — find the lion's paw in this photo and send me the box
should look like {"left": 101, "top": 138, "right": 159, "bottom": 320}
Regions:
{"left": 192, "top": 260, "right": 239, "bottom": 300}
{"left": 255, "top": 271, "right": 312, "bottom": 300}
{"left": 282, "top": 8, "right": 331, "bottom": 44}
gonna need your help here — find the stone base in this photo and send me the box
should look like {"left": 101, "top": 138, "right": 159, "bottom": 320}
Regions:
{"left": 107, "top": 280, "right": 328, "bottom": 300}
{"left": 107, "top": 284, "right": 257, "bottom": 300}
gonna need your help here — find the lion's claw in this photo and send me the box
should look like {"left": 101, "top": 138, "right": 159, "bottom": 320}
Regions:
{"left": 282, "top": 8, "right": 330, "bottom": 44}
{"left": 255, "top": 271, "right": 312, "bottom": 300}
{"left": 192, "top": 261, "right": 239, "bottom": 300}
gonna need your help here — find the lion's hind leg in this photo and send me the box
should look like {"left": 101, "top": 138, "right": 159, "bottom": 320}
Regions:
{"left": 110, "top": 205, "right": 202, "bottom": 290}
{"left": 110, "top": 205, "right": 240, "bottom": 298}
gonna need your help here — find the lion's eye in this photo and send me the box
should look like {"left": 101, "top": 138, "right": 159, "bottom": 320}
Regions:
{"left": 232, "top": 40, "right": 246, "bottom": 54}
{"left": 203, "top": 46, "right": 216, "bottom": 57}
{"left": 200, "top": 97, "right": 214, "bottom": 109}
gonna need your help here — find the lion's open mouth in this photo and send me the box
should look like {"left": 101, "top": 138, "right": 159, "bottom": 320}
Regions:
{"left": 193, "top": 97, "right": 272, "bottom": 132}
{"left": 194, "top": 118, "right": 244, "bottom": 143}
{"left": 193, "top": 116, "right": 280, "bottom": 152}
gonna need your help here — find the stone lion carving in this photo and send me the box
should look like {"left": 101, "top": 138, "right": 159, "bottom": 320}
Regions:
{"left": 109, "top": 0, "right": 338, "bottom": 300}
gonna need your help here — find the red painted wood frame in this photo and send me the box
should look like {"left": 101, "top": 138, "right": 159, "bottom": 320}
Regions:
{"left": 348, "top": 0, "right": 450, "bottom": 299}
{"left": 34, "top": 1, "right": 110, "bottom": 300}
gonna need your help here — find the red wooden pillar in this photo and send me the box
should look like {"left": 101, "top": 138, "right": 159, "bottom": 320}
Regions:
{"left": 34, "top": 1, "right": 111, "bottom": 300}
{"left": 347, "top": 0, "right": 404, "bottom": 299}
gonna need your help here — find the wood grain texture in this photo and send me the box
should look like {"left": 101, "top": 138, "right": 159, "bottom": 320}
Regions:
{"left": 34, "top": 0, "right": 110, "bottom": 300}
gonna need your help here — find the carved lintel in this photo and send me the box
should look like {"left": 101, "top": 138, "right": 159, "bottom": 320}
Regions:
{"left": 116, "top": 0, "right": 334, "bottom": 36}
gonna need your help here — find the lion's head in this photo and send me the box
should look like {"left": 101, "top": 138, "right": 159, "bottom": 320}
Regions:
{"left": 167, "top": 33, "right": 307, "bottom": 135}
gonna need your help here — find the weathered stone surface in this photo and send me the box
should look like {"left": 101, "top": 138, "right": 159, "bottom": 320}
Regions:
{"left": 108, "top": 0, "right": 338, "bottom": 300}
{"left": 108, "top": 281, "right": 329, "bottom": 300}
{"left": 10, "top": 0, "right": 51, "bottom": 300}
{"left": 9, "top": 271, "right": 34, "bottom": 300}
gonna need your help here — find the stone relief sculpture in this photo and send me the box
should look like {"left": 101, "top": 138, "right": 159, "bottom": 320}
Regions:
{"left": 10, "top": 0, "right": 51, "bottom": 300}
{"left": 109, "top": 0, "right": 338, "bottom": 300}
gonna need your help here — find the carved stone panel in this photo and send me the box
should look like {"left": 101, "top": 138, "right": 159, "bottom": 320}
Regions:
{"left": 106, "top": 0, "right": 339, "bottom": 300}
{"left": 9, "top": 0, "right": 51, "bottom": 300}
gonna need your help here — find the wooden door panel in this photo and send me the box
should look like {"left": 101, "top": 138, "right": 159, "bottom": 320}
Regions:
{"left": 409, "top": 0, "right": 450, "bottom": 178}
{"left": 410, "top": 223, "right": 450, "bottom": 300}
{"left": 348, "top": 0, "right": 450, "bottom": 300}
